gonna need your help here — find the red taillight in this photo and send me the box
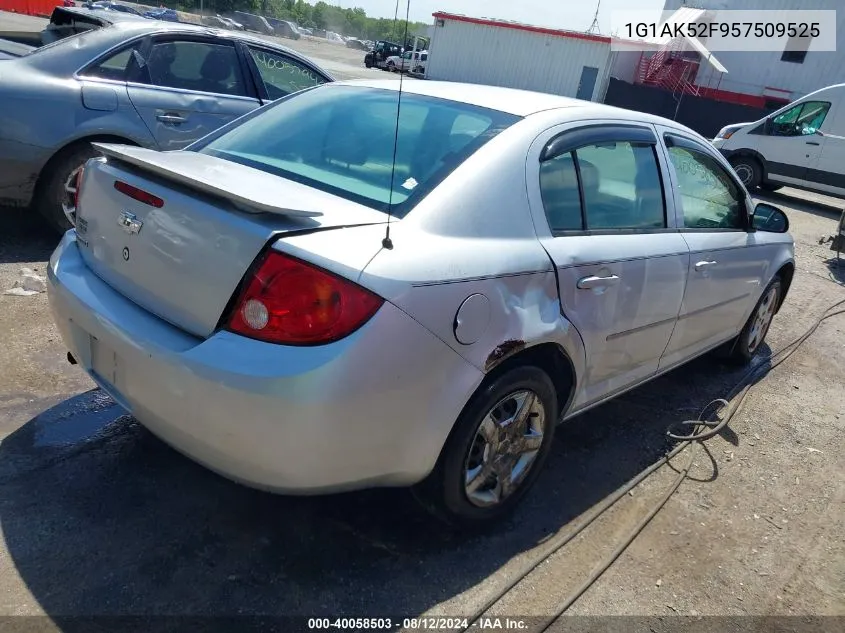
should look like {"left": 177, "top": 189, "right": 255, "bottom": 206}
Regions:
{"left": 227, "top": 251, "right": 384, "bottom": 345}
{"left": 114, "top": 180, "right": 164, "bottom": 208}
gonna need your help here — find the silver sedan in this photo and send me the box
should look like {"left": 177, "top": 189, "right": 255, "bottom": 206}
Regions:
{"left": 0, "top": 15, "right": 332, "bottom": 232}
{"left": 47, "top": 80, "right": 794, "bottom": 527}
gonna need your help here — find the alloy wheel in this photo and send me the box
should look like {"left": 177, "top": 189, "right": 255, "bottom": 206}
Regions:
{"left": 463, "top": 390, "right": 546, "bottom": 508}
{"left": 748, "top": 285, "right": 778, "bottom": 353}
{"left": 61, "top": 165, "right": 82, "bottom": 228}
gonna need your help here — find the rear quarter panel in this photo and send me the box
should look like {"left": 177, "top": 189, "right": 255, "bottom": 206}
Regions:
{"left": 0, "top": 63, "right": 155, "bottom": 198}
{"left": 349, "top": 115, "right": 589, "bottom": 400}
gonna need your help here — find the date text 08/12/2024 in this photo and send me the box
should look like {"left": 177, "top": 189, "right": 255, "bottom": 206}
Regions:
{"left": 307, "top": 617, "right": 529, "bottom": 630}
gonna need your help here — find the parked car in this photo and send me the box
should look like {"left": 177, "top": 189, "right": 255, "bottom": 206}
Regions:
{"left": 364, "top": 39, "right": 401, "bottom": 69}
{"left": 232, "top": 11, "right": 273, "bottom": 35}
{"left": 267, "top": 18, "right": 300, "bottom": 40}
{"left": 201, "top": 15, "right": 230, "bottom": 29}
{"left": 345, "top": 38, "right": 367, "bottom": 50}
{"left": 47, "top": 80, "right": 794, "bottom": 527}
{"left": 216, "top": 15, "right": 244, "bottom": 30}
{"left": 325, "top": 31, "right": 343, "bottom": 44}
{"left": 0, "top": 5, "right": 144, "bottom": 55}
{"left": 84, "top": 1, "right": 142, "bottom": 15}
{"left": 0, "top": 18, "right": 332, "bottom": 231}
{"left": 385, "top": 49, "right": 427, "bottom": 74}
{"left": 713, "top": 83, "right": 845, "bottom": 196}
{"left": 143, "top": 8, "right": 179, "bottom": 22}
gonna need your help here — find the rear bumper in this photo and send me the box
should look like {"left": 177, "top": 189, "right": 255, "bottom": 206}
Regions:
{"left": 47, "top": 232, "right": 483, "bottom": 493}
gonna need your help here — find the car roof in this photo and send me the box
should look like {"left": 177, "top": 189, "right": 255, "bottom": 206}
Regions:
{"left": 21, "top": 19, "right": 333, "bottom": 78}
{"left": 335, "top": 79, "right": 584, "bottom": 117}
{"left": 335, "top": 79, "right": 697, "bottom": 131}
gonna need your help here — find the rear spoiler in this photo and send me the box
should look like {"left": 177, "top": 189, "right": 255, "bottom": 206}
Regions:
{"left": 92, "top": 143, "right": 324, "bottom": 218}
{"left": 0, "top": 8, "right": 114, "bottom": 54}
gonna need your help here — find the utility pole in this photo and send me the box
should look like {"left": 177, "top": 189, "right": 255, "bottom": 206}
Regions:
{"left": 587, "top": 0, "right": 600, "bottom": 34}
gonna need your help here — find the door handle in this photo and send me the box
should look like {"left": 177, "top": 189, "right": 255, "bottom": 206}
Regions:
{"left": 577, "top": 274, "right": 620, "bottom": 289}
{"left": 694, "top": 260, "right": 717, "bottom": 272}
{"left": 156, "top": 113, "right": 186, "bottom": 124}
{"left": 805, "top": 140, "right": 820, "bottom": 146}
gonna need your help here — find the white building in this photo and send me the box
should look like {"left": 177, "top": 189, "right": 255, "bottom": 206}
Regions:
{"left": 425, "top": 12, "right": 614, "bottom": 102}
{"left": 657, "top": 0, "right": 845, "bottom": 106}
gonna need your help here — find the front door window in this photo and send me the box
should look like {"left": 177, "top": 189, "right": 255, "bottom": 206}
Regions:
{"left": 771, "top": 101, "right": 830, "bottom": 136}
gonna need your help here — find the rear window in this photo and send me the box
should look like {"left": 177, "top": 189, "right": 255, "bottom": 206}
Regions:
{"left": 199, "top": 85, "right": 519, "bottom": 216}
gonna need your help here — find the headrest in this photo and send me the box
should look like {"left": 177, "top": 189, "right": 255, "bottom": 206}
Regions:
{"left": 200, "top": 48, "right": 233, "bottom": 83}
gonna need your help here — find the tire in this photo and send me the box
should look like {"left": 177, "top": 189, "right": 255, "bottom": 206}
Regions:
{"left": 413, "top": 365, "right": 558, "bottom": 528}
{"left": 387, "top": 62, "right": 395, "bottom": 72}
{"left": 760, "top": 182, "right": 783, "bottom": 192}
{"left": 35, "top": 143, "right": 98, "bottom": 234}
{"left": 729, "top": 155, "right": 762, "bottom": 189}
{"left": 364, "top": 58, "right": 372, "bottom": 68}
{"left": 725, "top": 277, "right": 782, "bottom": 365}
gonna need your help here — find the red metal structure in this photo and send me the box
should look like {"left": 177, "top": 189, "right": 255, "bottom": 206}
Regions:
{"left": 0, "top": 0, "right": 60, "bottom": 17}
{"left": 635, "top": 39, "right": 702, "bottom": 101}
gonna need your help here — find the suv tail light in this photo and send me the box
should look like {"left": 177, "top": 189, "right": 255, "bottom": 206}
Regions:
{"left": 226, "top": 251, "right": 384, "bottom": 345}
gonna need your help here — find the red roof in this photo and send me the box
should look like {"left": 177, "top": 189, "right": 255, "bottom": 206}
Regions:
{"left": 432, "top": 11, "right": 611, "bottom": 44}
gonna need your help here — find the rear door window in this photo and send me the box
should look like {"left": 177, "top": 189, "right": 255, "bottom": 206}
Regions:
{"left": 138, "top": 39, "right": 248, "bottom": 97}
{"left": 540, "top": 139, "right": 665, "bottom": 231}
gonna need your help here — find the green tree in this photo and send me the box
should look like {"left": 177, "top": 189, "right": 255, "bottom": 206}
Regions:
{"left": 292, "top": 0, "right": 310, "bottom": 25}
{"left": 311, "top": 0, "right": 327, "bottom": 29}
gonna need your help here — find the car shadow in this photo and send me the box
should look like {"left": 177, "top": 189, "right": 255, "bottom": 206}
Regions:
{"left": 0, "top": 206, "right": 59, "bottom": 265}
{"left": 0, "top": 346, "right": 770, "bottom": 625}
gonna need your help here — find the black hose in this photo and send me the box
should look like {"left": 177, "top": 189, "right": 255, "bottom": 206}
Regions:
{"left": 460, "top": 296, "right": 845, "bottom": 632}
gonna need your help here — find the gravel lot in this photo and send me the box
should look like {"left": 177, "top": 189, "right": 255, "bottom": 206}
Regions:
{"left": 0, "top": 10, "right": 843, "bottom": 630}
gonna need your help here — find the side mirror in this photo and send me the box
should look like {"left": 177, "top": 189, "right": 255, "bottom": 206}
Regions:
{"left": 763, "top": 118, "right": 773, "bottom": 135}
{"left": 752, "top": 203, "right": 789, "bottom": 233}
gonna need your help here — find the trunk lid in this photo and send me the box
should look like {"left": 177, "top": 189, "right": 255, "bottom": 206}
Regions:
{"left": 76, "top": 145, "right": 386, "bottom": 338}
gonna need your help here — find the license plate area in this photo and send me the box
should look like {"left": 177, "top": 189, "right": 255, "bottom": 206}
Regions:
{"left": 90, "top": 335, "right": 121, "bottom": 391}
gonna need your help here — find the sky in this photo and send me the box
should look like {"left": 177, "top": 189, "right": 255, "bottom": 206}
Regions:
{"left": 349, "top": 0, "right": 667, "bottom": 31}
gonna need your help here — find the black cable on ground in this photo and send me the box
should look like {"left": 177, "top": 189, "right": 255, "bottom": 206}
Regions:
{"left": 460, "top": 296, "right": 845, "bottom": 633}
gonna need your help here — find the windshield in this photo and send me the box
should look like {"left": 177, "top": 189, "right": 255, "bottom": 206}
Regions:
{"left": 199, "top": 85, "right": 519, "bottom": 217}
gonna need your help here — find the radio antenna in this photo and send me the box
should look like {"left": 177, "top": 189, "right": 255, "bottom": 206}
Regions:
{"left": 383, "top": 0, "right": 411, "bottom": 250}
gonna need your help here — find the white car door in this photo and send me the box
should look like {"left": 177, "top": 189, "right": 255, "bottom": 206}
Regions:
{"left": 755, "top": 99, "right": 832, "bottom": 188}
{"left": 526, "top": 122, "right": 690, "bottom": 410}
{"left": 656, "top": 128, "right": 768, "bottom": 370}
{"left": 804, "top": 100, "right": 845, "bottom": 195}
